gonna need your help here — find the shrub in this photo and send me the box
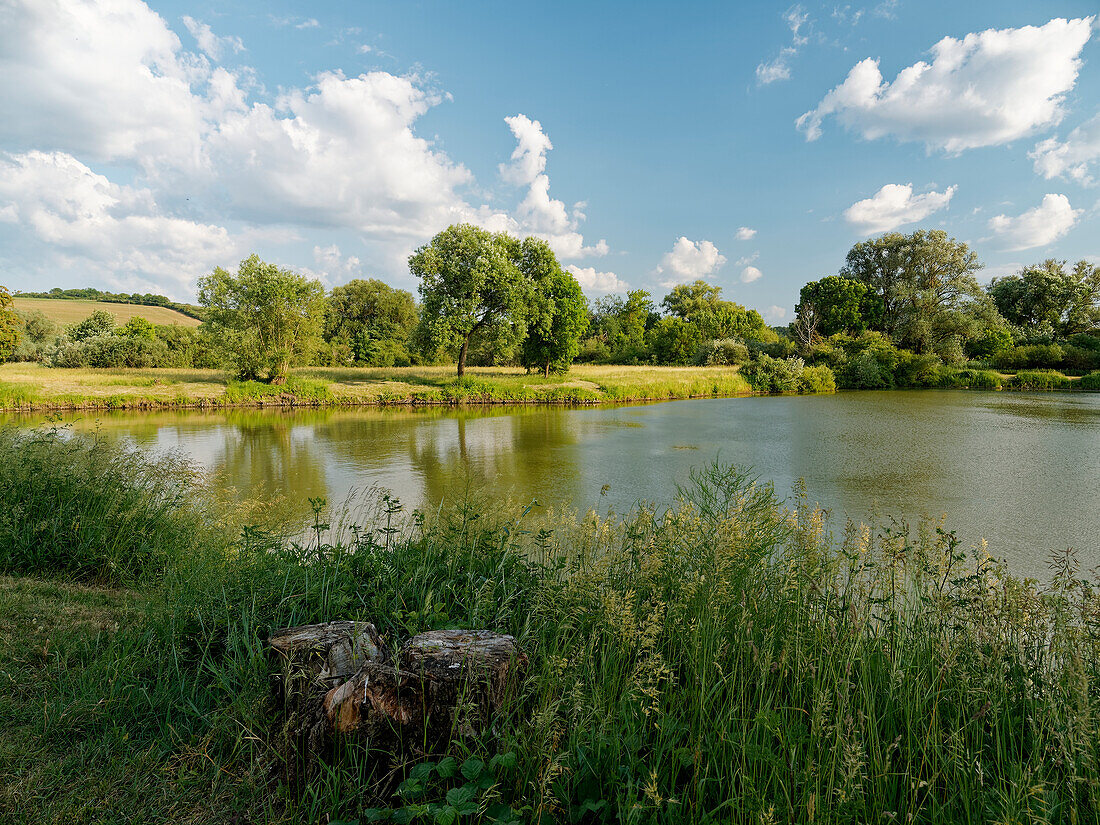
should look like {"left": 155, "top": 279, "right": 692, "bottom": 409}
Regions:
{"left": 839, "top": 350, "right": 892, "bottom": 389}
{"left": 647, "top": 317, "right": 704, "bottom": 365}
{"left": 1007, "top": 370, "right": 1070, "bottom": 391}
{"left": 993, "top": 344, "right": 1064, "bottom": 370}
{"left": 51, "top": 334, "right": 171, "bottom": 368}
{"left": 743, "top": 353, "right": 804, "bottom": 393}
{"left": 798, "top": 364, "right": 836, "bottom": 393}
{"left": 895, "top": 351, "right": 944, "bottom": 388}
{"left": 940, "top": 368, "right": 1003, "bottom": 390}
{"left": 1078, "top": 371, "right": 1100, "bottom": 391}
{"left": 1061, "top": 345, "right": 1100, "bottom": 373}
{"left": 698, "top": 338, "right": 750, "bottom": 366}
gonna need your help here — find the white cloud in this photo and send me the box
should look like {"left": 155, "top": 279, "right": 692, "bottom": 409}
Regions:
{"left": 498, "top": 114, "right": 608, "bottom": 259}
{"left": 182, "top": 16, "right": 244, "bottom": 61}
{"left": 300, "top": 244, "right": 362, "bottom": 287}
{"left": 740, "top": 265, "right": 763, "bottom": 283}
{"left": 764, "top": 305, "right": 788, "bottom": 323}
{"left": 1031, "top": 113, "right": 1100, "bottom": 185}
{"left": 843, "top": 183, "right": 956, "bottom": 233}
{"left": 756, "top": 6, "right": 812, "bottom": 85}
{"left": 656, "top": 237, "right": 727, "bottom": 287}
{"left": 735, "top": 226, "right": 757, "bottom": 240}
{"left": 988, "top": 194, "right": 1080, "bottom": 251}
{"left": 358, "top": 44, "right": 374, "bottom": 54}
{"left": 798, "top": 17, "right": 1093, "bottom": 152}
{"left": 296, "top": 19, "right": 320, "bottom": 30}
{"left": 0, "top": 151, "right": 237, "bottom": 298}
{"left": 566, "top": 265, "right": 628, "bottom": 295}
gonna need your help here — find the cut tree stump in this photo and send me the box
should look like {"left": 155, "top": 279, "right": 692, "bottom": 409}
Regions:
{"left": 269, "top": 623, "right": 527, "bottom": 784}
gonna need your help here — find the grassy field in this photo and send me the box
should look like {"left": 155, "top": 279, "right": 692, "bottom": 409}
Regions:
{"left": 3, "top": 428, "right": 1100, "bottom": 824}
{"left": 12, "top": 297, "right": 202, "bottom": 328}
{"left": 0, "top": 363, "right": 754, "bottom": 411}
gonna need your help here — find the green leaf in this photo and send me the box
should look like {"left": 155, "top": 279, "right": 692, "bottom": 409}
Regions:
{"left": 410, "top": 762, "right": 435, "bottom": 782}
{"left": 446, "top": 785, "right": 475, "bottom": 808}
{"left": 433, "top": 805, "right": 457, "bottom": 825}
{"left": 435, "top": 756, "right": 458, "bottom": 779}
{"left": 460, "top": 757, "right": 484, "bottom": 781}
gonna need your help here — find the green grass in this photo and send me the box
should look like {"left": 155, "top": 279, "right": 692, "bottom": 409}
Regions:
{"left": 4, "top": 427, "right": 1100, "bottom": 823}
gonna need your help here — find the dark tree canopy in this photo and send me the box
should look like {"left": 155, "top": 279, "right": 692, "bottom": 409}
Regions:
{"left": 325, "top": 279, "right": 418, "bottom": 366}
{"left": 519, "top": 239, "right": 589, "bottom": 376}
{"left": 796, "top": 276, "right": 872, "bottom": 340}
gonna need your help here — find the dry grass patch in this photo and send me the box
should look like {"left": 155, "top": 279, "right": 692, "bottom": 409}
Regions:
{"left": 12, "top": 298, "right": 201, "bottom": 328}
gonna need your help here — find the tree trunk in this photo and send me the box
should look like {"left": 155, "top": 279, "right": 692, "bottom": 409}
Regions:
{"left": 269, "top": 624, "right": 525, "bottom": 785}
{"left": 544, "top": 361, "right": 550, "bottom": 378}
{"left": 457, "top": 335, "right": 469, "bottom": 377}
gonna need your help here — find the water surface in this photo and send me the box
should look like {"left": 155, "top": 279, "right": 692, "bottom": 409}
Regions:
{"left": 6, "top": 390, "right": 1098, "bottom": 580}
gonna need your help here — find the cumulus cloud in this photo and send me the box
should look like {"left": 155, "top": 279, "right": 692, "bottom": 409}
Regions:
{"left": 299, "top": 245, "right": 362, "bottom": 287}
{"left": 740, "top": 266, "right": 763, "bottom": 283}
{"left": 0, "top": 151, "right": 237, "bottom": 298}
{"left": 565, "top": 265, "right": 628, "bottom": 295}
{"left": 764, "top": 305, "right": 788, "bottom": 323}
{"left": 656, "top": 237, "right": 727, "bottom": 287}
{"left": 0, "top": 0, "right": 614, "bottom": 297}
{"left": 735, "top": 226, "right": 757, "bottom": 240}
{"left": 988, "top": 194, "right": 1080, "bottom": 251}
{"left": 183, "top": 16, "right": 244, "bottom": 61}
{"left": 1031, "top": 113, "right": 1100, "bottom": 185}
{"left": 797, "top": 17, "right": 1093, "bottom": 152}
{"left": 498, "top": 114, "right": 608, "bottom": 259}
{"left": 843, "top": 183, "right": 956, "bottom": 233}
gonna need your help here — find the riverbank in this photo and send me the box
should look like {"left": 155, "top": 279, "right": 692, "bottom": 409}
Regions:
{"left": 3, "top": 428, "right": 1100, "bottom": 823}
{"left": 0, "top": 363, "right": 757, "bottom": 411}
{"left": 1, "top": 362, "right": 1098, "bottom": 413}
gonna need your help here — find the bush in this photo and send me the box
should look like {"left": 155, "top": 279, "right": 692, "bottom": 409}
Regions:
{"left": 1007, "top": 370, "right": 1070, "bottom": 391}
{"left": 51, "top": 333, "right": 171, "bottom": 368}
{"left": 698, "top": 338, "right": 750, "bottom": 366}
{"left": 798, "top": 364, "right": 836, "bottom": 393}
{"left": 1061, "top": 345, "right": 1100, "bottom": 374}
{"left": 1078, "top": 371, "right": 1100, "bottom": 391}
{"left": 647, "top": 317, "right": 703, "bottom": 365}
{"left": 993, "top": 344, "right": 1064, "bottom": 370}
{"left": 839, "top": 350, "right": 892, "bottom": 389}
{"left": 895, "top": 351, "right": 944, "bottom": 388}
{"left": 940, "top": 368, "right": 1003, "bottom": 390}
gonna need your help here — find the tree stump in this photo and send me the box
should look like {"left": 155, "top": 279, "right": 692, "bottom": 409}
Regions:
{"left": 269, "top": 624, "right": 527, "bottom": 785}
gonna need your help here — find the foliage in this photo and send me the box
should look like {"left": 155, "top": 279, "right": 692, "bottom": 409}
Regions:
{"left": 1006, "top": 370, "right": 1071, "bottom": 391}
{"left": 990, "top": 259, "right": 1100, "bottom": 337}
{"left": 647, "top": 317, "right": 703, "bottom": 365}
{"left": 10, "top": 309, "right": 60, "bottom": 362}
{"left": 840, "top": 229, "right": 985, "bottom": 354}
{"left": 411, "top": 225, "right": 531, "bottom": 377}
{"left": 0, "top": 286, "right": 19, "bottom": 363}
{"left": 325, "top": 279, "right": 418, "bottom": 367}
{"left": 795, "top": 275, "right": 872, "bottom": 340}
{"left": 519, "top": 240, "right": 589, "bottom": 376}
{"left": 1079, "top": 371, "right": 1100, "bottom": 391}
{"left": 741, "top": 353, "right": 834, "bottom": 393}
{"left": 581, "top": 290, "right": 656, "bottom": 363}
{"left": 697, "top": 338, "right": 750, "bottom": 366}
{"left": 198, "top": 255, "right": 326, "bottom": 383}
{"left": 51, "top": 334, "right": 172, "bottom": 369}
{"left": 66, "top": 309, "right": 117, "bottom": 342}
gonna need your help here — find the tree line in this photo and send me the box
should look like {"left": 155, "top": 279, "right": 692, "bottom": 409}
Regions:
{"left": 1, "top": 224, "right": 1097, "bottom": 389}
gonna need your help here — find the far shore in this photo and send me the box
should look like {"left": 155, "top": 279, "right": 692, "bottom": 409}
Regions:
{"left": 0, "top": 362, "right": 1095, "bottom": 414}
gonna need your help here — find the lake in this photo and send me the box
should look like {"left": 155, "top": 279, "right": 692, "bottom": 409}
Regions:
{"left": 5, "top": 389, "right": 1098, "bottom": 580}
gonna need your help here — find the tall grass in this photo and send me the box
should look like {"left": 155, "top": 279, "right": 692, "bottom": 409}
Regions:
{"left": 3, "top": 428, "right": 1100, "bottom": 823}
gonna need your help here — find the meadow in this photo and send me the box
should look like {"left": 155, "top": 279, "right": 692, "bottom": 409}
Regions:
{"left": 12, "top": 297, "right": 202, "bottom": 328}
{"left": 2, "top": 425, "right": 1100, "bottom": 824}
{"left": 0, "top": 363, "right": 755, "bottom": 410}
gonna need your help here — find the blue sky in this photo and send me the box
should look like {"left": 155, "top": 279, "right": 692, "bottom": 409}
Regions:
{"left": 1, "top": 1, "right": 1098, "bottom": 323}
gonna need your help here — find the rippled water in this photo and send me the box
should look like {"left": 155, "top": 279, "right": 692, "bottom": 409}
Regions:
{"left": 6, "top": 390, "right": 1098, "bottom": 580}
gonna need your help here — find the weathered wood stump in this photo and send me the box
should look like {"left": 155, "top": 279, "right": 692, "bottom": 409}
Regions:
{"left": 269, "top": 623, "right": 526, "bottom": 784}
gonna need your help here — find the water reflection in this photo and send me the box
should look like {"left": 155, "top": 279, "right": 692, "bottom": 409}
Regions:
{"left": 4, "top": 390, "right": 1098, "bottom": 580}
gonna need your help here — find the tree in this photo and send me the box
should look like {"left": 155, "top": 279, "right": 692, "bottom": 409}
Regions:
{"left": 520, "top": 239, "right": 589, "bottom": 376}
{"left": 647, "top": 316, "right": 703, "bottom": 365}
{"left": 66, "top": 309, "right": 116, "bottom": 341}
{"left": 661, "top": 280, "right": 772, "bottom": 341}
{"left": 795, "top": 276, "right": 872, "bottom": 340}
{"left": 840, "top": 229, "right": 984, "bottom": 354}
{"left": 198, "top": 254, "right": 326, "bottom": 383}
{"left": 990, "top": 259, "right": 1100, "bottom": 337}
{"left": 0, "top": 286, "right": 19, "bottom": 363}
{"left": 411, "top": 224, "right": 530, "bottom": 377}
{"left": 325, "top": 279, "right": 418, "bottom": 366}
{"left": 117, "top": 316, "right": 158, "bottom": 340}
